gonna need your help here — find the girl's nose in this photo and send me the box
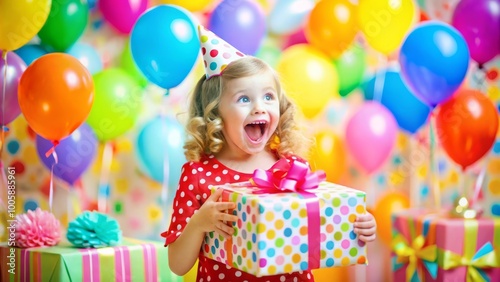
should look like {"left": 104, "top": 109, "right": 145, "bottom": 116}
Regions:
{"left": 252, "top": 102, "right": 266, "bottom": 114}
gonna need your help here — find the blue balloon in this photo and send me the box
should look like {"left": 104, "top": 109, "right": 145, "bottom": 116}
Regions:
{"left": 130, "top": 5, "right": 200, "bottom": 89}
{"left": 362, "top": 69, "right": 431, "bottom": 134}
{"left": 36, "top": 123, "right": 98, "bottom": 185}
{"left": 136, "top": 116, "right": 186, "bottom": 189}
{"left": 67, "top": 43, "right": 103, "bottom": 74}
{"left": 14, "top": 44, "right": 48, "bottom": 65}
{"left": 399, "top": 21, "right": 470, "bottom": 107}
{"left": 268, "top": 0, "right": 314, "bottom": 35}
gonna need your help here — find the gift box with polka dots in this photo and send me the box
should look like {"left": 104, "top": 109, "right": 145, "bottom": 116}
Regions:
{"left": 203, "top": 182, "right": 368, "bottom": 277}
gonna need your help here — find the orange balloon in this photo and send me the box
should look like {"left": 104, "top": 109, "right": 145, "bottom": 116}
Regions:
{"left": 436, "top": 89, "right": 499, "bottom": 170}
{"left": 305, "top": 0, "right": 357, "bottom": 58}
{"left": 372, "top": 191, "right": 410, "bottom": 246}
{"left": 308, "top": 130, "right": 347, "bottom": 183}
{"left": 18, "top": 53, "right": 94, "bottom": 142}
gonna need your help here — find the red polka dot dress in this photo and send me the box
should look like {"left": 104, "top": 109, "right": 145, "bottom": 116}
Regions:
{"left": 162, "top": 154, "right": 315, "bottom": 282}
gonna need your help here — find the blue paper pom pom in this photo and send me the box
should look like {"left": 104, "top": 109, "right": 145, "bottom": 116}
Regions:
{"left": 67, "top": 211, "right": 122, "bottom": 248}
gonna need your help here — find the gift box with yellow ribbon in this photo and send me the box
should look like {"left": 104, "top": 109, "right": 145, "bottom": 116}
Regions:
{"left": 392, "top": 209, "right": 500, "bottom": 282}
{"left": 0, "top": 238, "right": 182, "bottom": 281}
{"left": 202, "top": 160, "right": 368, "bottom": 277}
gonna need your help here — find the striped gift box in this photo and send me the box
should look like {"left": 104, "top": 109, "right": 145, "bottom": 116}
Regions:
{"left": 0, "top": 238, "right": 181, "bottom": 281}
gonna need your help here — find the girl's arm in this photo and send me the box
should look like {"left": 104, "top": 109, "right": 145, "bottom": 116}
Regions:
{"left": 168, "top": 188, "right": 237, "bottom": 276}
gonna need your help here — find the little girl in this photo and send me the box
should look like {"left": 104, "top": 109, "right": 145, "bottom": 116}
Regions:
{"left": 162, "top": 27, "right": 377, "bottom": 282}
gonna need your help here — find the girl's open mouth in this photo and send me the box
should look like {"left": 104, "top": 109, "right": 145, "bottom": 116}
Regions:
{"left": 244, "top": 121, "right": 267, "bottom": 142}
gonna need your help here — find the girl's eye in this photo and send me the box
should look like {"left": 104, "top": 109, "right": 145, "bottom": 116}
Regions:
{"left": 237, "top": 96, "right": 250, "bottom": 103}
{"left": 264, "top": 93, "right": 274, "bottom": 101}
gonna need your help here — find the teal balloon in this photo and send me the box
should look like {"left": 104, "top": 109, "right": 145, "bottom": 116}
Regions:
{"left": 14, "top": 44, "right": 47, "bottom": 65}
{"left": 136, "top": 116, "right": 186, "bottom": 189}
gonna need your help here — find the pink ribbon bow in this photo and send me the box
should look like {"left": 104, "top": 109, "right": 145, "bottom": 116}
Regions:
{"left": 250, "top": 159, "right": 326, "bottom": 193}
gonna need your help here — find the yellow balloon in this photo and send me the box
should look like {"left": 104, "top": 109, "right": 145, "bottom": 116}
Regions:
{"left": 358, "top": 0, "right": 417, "bottom": 55}
{"left": 159, "top": 0, "right": 212, "bottom": 12}
{"left": 308, "top": 130, "right": 347, "bottom": 183}
{"left": 0, "top": 0, "right": 51, "bottom": 51}
{"left": 276, "top": 44, "right": 339, "bottom": 119}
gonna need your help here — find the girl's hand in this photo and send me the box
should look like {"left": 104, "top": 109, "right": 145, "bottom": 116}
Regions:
{"left": 195, "top": 188, "right": 238, "bottom": 239}
{"left": 354, "top": 212, "right": 377, "bottom": 242}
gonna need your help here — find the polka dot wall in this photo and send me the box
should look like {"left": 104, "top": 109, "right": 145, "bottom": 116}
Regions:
{"left": 202, "top": 183, "right": 367, "bottom": 277}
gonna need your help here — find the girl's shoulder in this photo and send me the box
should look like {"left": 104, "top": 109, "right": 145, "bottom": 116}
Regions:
{"left": 182, "top": 154, "right": 218, "bottom": 170}
{"left": 282, "top": 152, "right": 308, "bottom": 165}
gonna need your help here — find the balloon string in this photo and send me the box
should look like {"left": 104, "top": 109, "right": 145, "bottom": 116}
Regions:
{"left": 373, "top": 54, "right": 387, "bottom": 103}
{"left": 49, "top": 151, "right": 59, "bottom": 213}
{"left": 45, "top": 140, "right": 60, "bottom": 158}
{"left": 160, "top": 92, "right": 170, "bottom": 214}
{"left": 1, "top": 50, "right": 8, "bottom": 161}
{"left": 472, "top": 64, "right": 487, "bottom": 93}
{"left": 470, "top": 167, "right": 486, "bottom": 207}
{"left": 97, "top": 142, "right": 113, "bottom": 213}
{"left": 428, "top": 114, "right": 441, "bottom": 210}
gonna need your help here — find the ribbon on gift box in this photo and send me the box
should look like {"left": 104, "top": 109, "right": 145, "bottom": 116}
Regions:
{"left": 438, "top": 220, "right": 500, "bottom": 282}
{"left": 393, "top": 234, "right": 438, "bottom": 282}
{"left": 248, "top": 158, "right": 326, "bottom": 270}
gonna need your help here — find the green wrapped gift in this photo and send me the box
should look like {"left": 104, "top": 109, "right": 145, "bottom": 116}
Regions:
{"left": 0, "top": 238, "right": 181, "bottom": 282}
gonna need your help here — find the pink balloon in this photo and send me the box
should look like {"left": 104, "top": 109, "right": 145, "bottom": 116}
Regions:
{"left": 1, "top": 51, "right": 27, "bottom": 126}
{"left": 99, "top": 0, "right": 148, "bottom": 34}
{"left": 345, "top": 102, "right": 398, "bottom": 174}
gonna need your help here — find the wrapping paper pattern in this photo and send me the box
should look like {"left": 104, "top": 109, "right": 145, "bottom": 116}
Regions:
{"left": 203, "top": 181, "right": 368, "bottom": 277}
{"left": 0, "top": 239, "right": 181, "bottom": 282}
{"left": 392, "top": 209, "right": 500, "bottom": 282}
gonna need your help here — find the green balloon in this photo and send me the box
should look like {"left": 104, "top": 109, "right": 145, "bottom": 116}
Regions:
{"left": 38, "top": 0, "right": 89, "bottom": 52}
{"left": 119, "top": 41, "right": 148, "bottom": 88}
{"left": 334, "top": 44, "right": 367, "bottom": 97}
{"left": 256, "top": 44, "right": 282, "bottom": 68}
{"left": 87, "top": 68, "right": 143, "bottom": 141}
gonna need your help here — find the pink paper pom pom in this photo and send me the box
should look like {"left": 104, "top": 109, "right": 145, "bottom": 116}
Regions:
{"left": 15, "top": 208, "right": 61, "bottom": 248}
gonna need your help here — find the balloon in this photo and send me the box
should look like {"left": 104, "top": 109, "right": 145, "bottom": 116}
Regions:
{"left": 334, "top": 44, "right": 367, "bottom": 97}
{"left": 159, "top": 0, "right": 212, "bottom": 11}
{"left": 86, "top": 68, "right": 143, "bottom": 141}
{"left": 358, "top": 0, "right": 417, "bottom": 55}
{"left": 308, "top": 131, "right": 347, "bottom": 183}
{"left": 424, "top": 0, "right": 460, "bottom": 23}
{"left": 66, "top": 43, "right": 103, "bottom": 74}
{"left": 305, "top": 0, "right": 357, "bottom": 58}
{"left": 372, "top": 191, "right": 410, "bottom": 246}
{"left": 268, "top": 0, "right": 314, "bottom": 35}
{"left": 98, "top": 0, "right": 148, "bottom": 34}
{"left": 0, "top": 51, "right": 27, "bottom": 126}
{"left": 119, "top": 41, "right": 148, "bottom": 88}
{"left": 136, "top": 116, "right": 186, "bottom": 189}
{"left": 362, "top": 69, "right": 431, "bottom": 134}
{"left": 18, "top": 53, "right": 94, "bottom": 142}
{"left": 14, "top": 44, "right": 48, "bottom": 65}
{"left": 345, "top": 102, "right": 398, "bottom": 174}
{"left": 283, "top": 28, "right": 308, "bottom": 49}
{"left": 399, "top": 21, "right": 470, "bottom": 107}
{"left": 0, "top": 0, "right": 51, "bottom": 51}
{"left": 37, "top": 0, "right": 89, "bottom": 52}
{"left": 436, "top": 89, "right": 499, "bottom": 170}
{"left": 255, "top": 41, "right": 282, "bottom": 68}
{"left": 276, "top": 44, "right": 339, "bottom": 119}
{"left": 36, "top": 123, "right": 97, "bottom": 185}
{"left": 452, "top": 0, "right": 500, "bottom": 66}
{"left": 130, "top": 5, "right": 200, "bottom": 89}
{"left": 208, "top": 0, "right": 266, "bottom": 55}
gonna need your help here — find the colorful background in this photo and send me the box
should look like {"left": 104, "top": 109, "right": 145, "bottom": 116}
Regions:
{"left": 1, "top": 0, "right": 499, "bottom": 281}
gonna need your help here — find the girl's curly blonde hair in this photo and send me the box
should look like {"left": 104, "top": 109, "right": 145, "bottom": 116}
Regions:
{"left": 184, "top": 56, "right": 311, "bottom": 162}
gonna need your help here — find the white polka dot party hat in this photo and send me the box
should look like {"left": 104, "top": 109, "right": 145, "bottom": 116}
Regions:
{"left": 198, "top": 25, "right": 246, "bottom": 79}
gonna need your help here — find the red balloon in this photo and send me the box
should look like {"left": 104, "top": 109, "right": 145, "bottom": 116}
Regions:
{"left": 436, "top": 89, "right": 498, "bottom": 170}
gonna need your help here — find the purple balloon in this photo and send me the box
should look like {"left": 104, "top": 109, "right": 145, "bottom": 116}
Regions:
{"left": 452, "top": 0, "right": 500, "bottom": 65}
{"left": 208, "top": 0, "right": 266, "bottom": 55}
{"left": 36, "top": 123, "right": 97, "bottom": 185}
{"left": 1, "top": 51, "right": 27, "bottom": 125}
